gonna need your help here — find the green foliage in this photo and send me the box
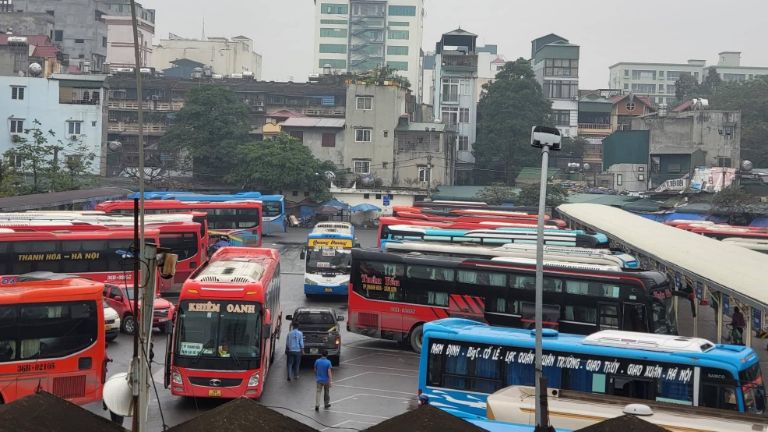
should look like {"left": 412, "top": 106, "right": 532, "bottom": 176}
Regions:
{"left": 701, "top": 68, "right": 722, "bottom": 96}
{"left": 515, "top": 182, "right": 568, "bottom": 207}
{"left": 674, "top": 72, "right": 702, "bottom": 103}
{"left": 160, "top": 86, "right": 251, "bottom": 179}
{"left": 563, "top": 136, "right": 588, "bottom": 159}
{"left": 2, "top": 119, "right": 94, "bottom": 195}
{"left": 709, "top": 76, "right": 768, "bottom": 167}
{"left": 225, "top": 134, "right": 334, "bottom": 201}
{"left": 477, "top": 183, "right": 517, "bottom": 205}
{"left": 353, "top": 65, "right": 410, "bottom": 89}
{"left": 711, "top": 184, "right": 760, "bottom": 225}
{"left": 474, "top": 58, "right": 552, "bottom": 185}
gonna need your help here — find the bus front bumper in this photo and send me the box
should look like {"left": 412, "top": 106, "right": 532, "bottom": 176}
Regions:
{"left": 171, "top": 370, "right": 263, "bottom": 399}
{"left": 304, "top": 283, "right": 348, "bottom": 295}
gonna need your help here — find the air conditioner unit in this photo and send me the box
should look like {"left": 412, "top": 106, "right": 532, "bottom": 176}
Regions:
{"left": 70, "top": 134, "right": 79, "bottom": 140}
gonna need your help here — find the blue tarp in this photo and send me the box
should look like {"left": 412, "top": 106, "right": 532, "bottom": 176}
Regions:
{"left": 751, "top": 217, "right": 768, "bottom": 227}
{"left": 351, "top": 203, "right": 381, "bottom": 212}
{"left": 321, "top": 199, "right": 350, "bottom": 210}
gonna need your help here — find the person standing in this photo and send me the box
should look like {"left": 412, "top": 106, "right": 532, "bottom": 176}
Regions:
{"left": 314, "top": 349, "right": 333, "bottom": 411}
{"left": 286, "top": 323, "right": 304, "bottom": 381}
{"left": 731, "top": 306, "right": 746, "bottom": 345}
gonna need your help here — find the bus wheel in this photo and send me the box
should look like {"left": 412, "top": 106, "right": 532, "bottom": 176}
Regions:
{"left": 409, "top": 324, "right": 424, "bottom": 354}
{"left": 269, "top": 337, "right": 276, "bottom": 364}
{"left": 122, "top": 315, "right": 136, "bottom": 335}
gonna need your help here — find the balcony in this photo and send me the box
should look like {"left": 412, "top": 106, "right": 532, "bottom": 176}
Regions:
{"left": 578, "top": 123, "right": 612, "bottom": 136}
{"left": 107, "top": 100, "right": 184, "bottom": 111}
{"left": 107, "top": 122, "right": 168, "bottom": 134}
{"left": 441, "top": 54, "right": 478, "bottom": 73}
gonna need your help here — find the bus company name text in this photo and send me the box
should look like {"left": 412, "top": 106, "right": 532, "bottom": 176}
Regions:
{"left": 188, "top": 302, "right": 256, "bottom": 314}
{"left": 430, "top": 342, "right": 694, "bottom": 384}
{"left": 309, "top": 239, "right": 353, "bottom": 248}
{"left": 17, "top": 252, "right": 101, "bottom": 262}
{"left": 17, "top": 362, "right": 55, "bottom": 373}
{"left": 361, "top": 274, "right": 400, "bottom": 293}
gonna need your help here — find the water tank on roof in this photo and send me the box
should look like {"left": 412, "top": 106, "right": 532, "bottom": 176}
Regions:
{"left": 7, "top": 36, "right": 28, "bottom": 45}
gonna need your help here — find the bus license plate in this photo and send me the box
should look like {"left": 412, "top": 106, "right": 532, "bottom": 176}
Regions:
{"left": 324, "top": 287, "right": 333, "bottom": 293}
{"left": 310, "top": 348, "right": 319, "bottom": 355}
{"left": 208, "top": 389, "right": 222, "bottom": 397}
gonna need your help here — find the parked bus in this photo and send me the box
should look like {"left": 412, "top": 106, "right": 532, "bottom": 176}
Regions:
{"left": 348, "top": 249, "right": 675, "bottom": 352}
{"left": 0, "top": 214, "right": 207, "bottom": 286}
{"left": 381, "top": 224, "right": 609, "bottom": 249}
{"left": 165, "top": 247, "right": 282, "bottom": 399}
{"left": 97, "top": 200, "right": 262, "bottom": 247}
{"left": 418, "top": 318, "right": 765, "bottom": 419}
{"left": 130, "top": 191, "right": 287, "bottom": 235}
{"left": 383, "top": 242, "right": 640, "bottom": 270}
{"left": 393, "top": 206, "right": 567, "bottom": 228}
{"left": 0, "top": 277, "right": 107, "bottom": 405}
{"left": 413, "top": 200, "right": 538, "bottom": 212}
{"left": 302, "top": 222, "right": 356, "bottom": 297}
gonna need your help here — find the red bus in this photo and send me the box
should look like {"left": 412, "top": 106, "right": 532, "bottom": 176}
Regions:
{"left": 165, "top": 247, "right": 282, "bottom": 399}
{"left": 391, "top": 207, "right": 567, "bottom": 229}
{"left": 0, "top": 218, "right": 205, "bottom": 287}
{"left": 0, "top": 277, "right": 107, "bottom": 405}
{"left": 97, "top": 200, "right": 262, "bottom": 247}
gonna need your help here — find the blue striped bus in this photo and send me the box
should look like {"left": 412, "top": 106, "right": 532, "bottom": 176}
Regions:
{"left": 301, "top": 222, "right": 356, "bottom": 296}
{"left": 419, "top": 318, "right": 766, "bottom": 420}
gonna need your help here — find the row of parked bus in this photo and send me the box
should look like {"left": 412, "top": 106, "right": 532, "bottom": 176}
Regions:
{"left": 319, "top": 200, "right": 765, "bottom": 424}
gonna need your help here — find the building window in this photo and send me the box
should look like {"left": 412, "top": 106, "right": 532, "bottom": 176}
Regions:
{"left": 386, "top": 45, "right": 408, "bottom": 56}
{"left": 658, "top": 84, "right": 665, "bottom": 92}
{"left": 320, "top": 28, "right": 348, "bottom": 38}
{"left": 10, "top": 119, "right": 24, "bottom": 134}
{"left": 544, "top": 59, "right": 578, "bottom": 77}
{"left": 74, "top": 38, "right": 85, "bottom": 44}
{"left": 441, "top": 107, "right": 458, "bottom": 126}
{"left": 667, "top": 85, "right": 676, "bottom": 95}
{"left": 624, "top": 83, "right": 629, "bottom": 90}
{"left": 658, "top": 71, "right": 665, "bottom": 79}
{"left": 11, "top": 86, "right": 24, "bottom": 100}
{"left": 321, "top": 133, "right": 336, "bottom": 147}
{"left": 638, "top": 174, "right": 645, "bottom": 181}
{"left": 442, "top": 78, "right": 459, "bottom": 103}
{"left": 638, "top": 166, "right": 645, "bottom": 172}
{"left": 54, "top": 30, "right": 63, "bottom": 42}
{"left": 353, "top": 159, "right": 371, "bottom": 174}
{"left": 355, "top": 128, "right": 372, "bottom": 142}
{"left": 67, "top": 121, "right": 82, "bottom": 135}
{"left": 552, "top": 110, "right": 570, "bottom": 126}
{"left": 289, "top": 131, "right": 304, "bottom": 142}
{"left": 388, "top": 21, "right": 409, "bottom": 27}
{"left": 320, "top": 19, "right": 348, "bottom": 24}
{"left": 363, "top": 193, "right": 370, "bottom": 199}
{"left": 386, "top": 61, "right": 409, "bottom": 71}
{"left": 388, "top": 30, "right": 409, "bottom": 40}
{"left": 319, "top": 44, "right": 347, "bottom": 54}
{"left": 616, "top": 174, "right": 623, "bottom": 186}
{"left": 458, "top": 135, "right": 469, "bottom": 151}
{"left": 418, "top": 165, "right": 431, "bottom": 182}
{"left": 356, "top": 96, "right": 373, "bottom": 110}
{"left": 543, "top": 80, "right": 578, "bottom": 99}
{"left": 459, "top": 108, "right": 470, "bottom": 123}
{"left": 45, "top": 9, "right": 55, "bottom": 16}
{"left": 667, "top": 71, "right": 682, "bottom": 81}
{"left": 631, "top": 84, "right": 657, "bottom": 94}
{"left": 321, "top": 3, "right": 348, "bottom": 14}
{"left": 388, "top": 5, "right": 416, "bottom": 16}
{"left": 625, "top": 102, "right": 636, "bottom": 111}
{"left": 631, "top": 70, "right": 657, "bottom": 80}
{"left": 717, "top": 157, "right": 733, "bottom": 167}
{"left": 668, "top": 163, "right": 682, "bottom": 174}
{"left": 318, "top": 59, "right": 347, "bottom": 69}
{"left": 623, "top": 69, "right": 629, "bottom": 77}
{"left": 102, "top": 36, "right": 107, "bottom": 48}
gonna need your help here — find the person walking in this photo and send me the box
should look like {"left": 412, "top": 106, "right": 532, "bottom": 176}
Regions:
{"left": 286, "top": 323, "right": 304, "bottom": 381}
{"left": 314, "top": 349, "right": 333, "bottom": 411}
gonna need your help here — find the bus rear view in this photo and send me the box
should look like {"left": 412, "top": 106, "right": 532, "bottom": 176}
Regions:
{"left": 303, "top": 222, "right": 355, "bottom": 296}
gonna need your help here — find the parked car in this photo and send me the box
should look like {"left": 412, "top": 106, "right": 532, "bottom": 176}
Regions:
{"left": 104, "top": 305, "right": 121, "bottom": 342}
{"left": 286, "top": 307, "right": 344, "bottom": 365}
{"left": 103, "top": 284, "right": 175, "bottom": 335}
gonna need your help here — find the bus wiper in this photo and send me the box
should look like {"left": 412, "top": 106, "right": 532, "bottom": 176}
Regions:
{"left": 192, "top": 340, "right": 214, "bottom": 364}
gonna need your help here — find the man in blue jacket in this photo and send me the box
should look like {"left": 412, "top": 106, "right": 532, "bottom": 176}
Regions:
{"left": 314, "top": 349, "right": 333, "bottom": 411}
{"left": 285, "top": 323, "right": 304, "bottom": 381}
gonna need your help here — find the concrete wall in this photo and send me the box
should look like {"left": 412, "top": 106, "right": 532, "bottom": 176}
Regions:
{"left": 0, "top": 12, "right": 55, "bottom": 36}
{"left": 105, "top": 15, "right": 154, "bottom": 68}
{"left": 343, "top": 83, "right": 408, "bottom": 186}
{"left": 393, "top": 130, "right": 452, "bottom": 188}
{"left": 606, "top": 163, "right": 647, "bottom": 192}
{"left": 152, "top": 38, "right": 262, "bottom": 79}
{"left": 1, "top": 75, "right": 106, "bottom": 175}
{"left": 282, "top": 127, "right": 346, "bottom": 166}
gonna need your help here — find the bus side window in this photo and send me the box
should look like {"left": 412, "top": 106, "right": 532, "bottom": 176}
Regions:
{"left": 700, "top": 383, "right": 739, "bottom": 411}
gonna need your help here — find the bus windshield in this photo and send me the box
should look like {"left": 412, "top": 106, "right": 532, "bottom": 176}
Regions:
{"left": 740, "top": 363, "right": 766, "bottom": 414}
{"left": 307, "top": 247, "right": 352, "bottom": 274}
{"left": 0, "top": 301, "right": 98, "bottom": 361}
{"left": 652, "top": 295, "right": 676, "bottom": 335}
{"left": 176, "top": 301, "right": 262, "bottom": 361}
{"left": 263, "top": 202, "right": 282, "bottom": 218}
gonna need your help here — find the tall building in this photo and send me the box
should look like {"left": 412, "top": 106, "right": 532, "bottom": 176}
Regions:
{"left": 152, "top": 35, "right": 262, "bottom": 79}
{"left": 101, "top": 0, "right": 155, "bottom": 69}
{"left": 531, "top": 34, "right": 579, "bottom": 138}
{"left": 423, "top": 43, "right": 504, "bottom": 107}
{"left": 609, "top": 52, "right": 768, "bottom": 105}
{"left": 430, "top": 29, "right": 479, "bottom": 184}
{"left": 11, "top": 0, "right": 109, "bottom": 72}
{"left": 313, "top": 0, "right": 424, "bottom": 99}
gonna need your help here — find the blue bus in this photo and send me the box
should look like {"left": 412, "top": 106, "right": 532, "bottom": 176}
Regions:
{"left": 129, "top": 191, "right": 287, "bottom": 235}
{"left": 419, "top": 318, "right": 766, "bottom": 420}
{"left": 301, "top": 222, "right": 356, "bottom": 296}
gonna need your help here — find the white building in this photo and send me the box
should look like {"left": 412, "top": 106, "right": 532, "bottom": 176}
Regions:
{"left": 2, "top": 74, "right": 107, "bottom": 175}
{"left": 313, "top": 0, "right": 424, "bottom": 100}
{"left": 152, "top": 35, "right": 262, "bottom": 79}
{"left": 609, "top": 52, "right": 768, "bottom": 105}
{"left": 423, "top": 43, "right": 504, "bottom": 106}
{"left": 531, "top": 34, "right": 580, "bottom": 138}
{"left": 101, "top": 0, "right": 155, "bottom": 69}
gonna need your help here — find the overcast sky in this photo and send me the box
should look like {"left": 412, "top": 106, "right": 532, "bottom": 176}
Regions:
{"left": 142, "top": 0, "right": 768, "bottom": 89}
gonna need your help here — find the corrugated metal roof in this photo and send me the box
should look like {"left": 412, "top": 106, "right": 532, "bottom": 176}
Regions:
{"left": 281, "top": 117, "right": 345, "bottom": 128}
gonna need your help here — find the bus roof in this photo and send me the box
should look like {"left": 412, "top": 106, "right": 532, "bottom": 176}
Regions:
{"left": 0, "top": 277, "right": 103, "bottom": 303}
{"left": 191, "top": 247, "right": 279, "bottom": 283}
{"left": 310, "top": 222, "right": 354, "bottom": 237}
{"left": 97, "top": 200, "right": 261, "bottom": 210}
{"left": 424, "top": 318, "right": 757, "bottom": 369}
{"left": 128, "top": 191, "right": 284, "bottom": 202}
{"left": 0, "top": 228, "right": 160, "bottom": 240}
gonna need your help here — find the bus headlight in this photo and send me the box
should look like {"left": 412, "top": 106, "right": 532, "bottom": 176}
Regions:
{"left": 304, "top": 277, "right": 313, "bottom": 284}
{"left": 171, "top": 370, "right": 182, "bottom": 385}
{"left": 247, "top": 373, "right": 260, "bottom": 387}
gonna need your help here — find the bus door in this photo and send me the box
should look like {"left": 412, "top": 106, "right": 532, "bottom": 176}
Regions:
{"left": 598, "top": 302, "right": 620, "bottom": 330}
{"left": 622, "top": 303, "right": 648, "bottom": 332}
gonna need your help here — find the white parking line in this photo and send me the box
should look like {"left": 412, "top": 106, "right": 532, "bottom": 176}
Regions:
{"left": 333, "top": 384, "right": 414, "bottom": 396}
{"left": 320, "top": 420, "right": 376, "bottom": 432}
{"left": 331, "top": 392, "right": 410, "bottom": 405}
{"left": 334, "top": 371, "right": 417, "bottom": 384}
{"left": 341, "top": 363, "right": 417, "bottom": 373}
{"left": 324, "top": 409, "right": 389, "bottom": 419}
{"left": 343, "top": 343, "right": 418, "bottom": 356}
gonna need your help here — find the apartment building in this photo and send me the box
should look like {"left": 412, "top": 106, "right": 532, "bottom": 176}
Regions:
{"left": 101, "top": 0, "right": 155, "bottom": 69}
{"left": 531, "top": 34, "right": 579, "bottom": 137}
{"left": 152, "top": 35, "right": 262, "bottom": 79}
{"left": 313, "top": 0, "right": 424, "bottom": 100}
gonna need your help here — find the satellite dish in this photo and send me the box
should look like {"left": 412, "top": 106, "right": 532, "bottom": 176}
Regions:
{"left": 741, "top": 160, "right": 753, "bottom": 172}
{"left": 103, "top": 372, "right": 133, "bottom": 417}
{"left": 28, "top": 63, "right": 42, "bottom": 77}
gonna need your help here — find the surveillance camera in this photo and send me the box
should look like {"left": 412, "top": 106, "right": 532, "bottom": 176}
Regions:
{"left": 530, "top": 126, "right": 562, "bottom": 151}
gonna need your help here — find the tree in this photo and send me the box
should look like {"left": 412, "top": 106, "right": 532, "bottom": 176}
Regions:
{"left": 562, "top": 136, "right": 588, "bottom": 159}
{"left": 515, "top": 182, "right": 568, "bottom": 208}
{"left": 674, "top": 72, "right": 702, "bottom": 103}
{"left": 226, "top": 134, "right": 335, "bottom": 201}
{"left": 477, "top": 183, "right": 517, "bottom": 205}
{"left": 474, "top": 58, "right": 552, "bottom": 185}
{"left": 701, "top": 68, "right": 723, "bottom": 96}
{"left": 160, "top": 86, "right": 251, "bottom": 179}
{"left": 710, "top": 76, "right": 768, "bottom": 167}
{"left": 711, "top": 184, "right": 760, "bottom": 225}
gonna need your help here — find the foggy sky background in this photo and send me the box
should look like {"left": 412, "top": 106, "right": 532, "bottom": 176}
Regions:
{"left": 140, "top": 0, "right": 768, "bottom": 89}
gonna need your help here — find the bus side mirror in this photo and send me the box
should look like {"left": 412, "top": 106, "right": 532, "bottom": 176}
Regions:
{"left": 286, "top": 315, "right": 293, "bottom": 321}
{"left": 337, "top": 315, "right": 345, "bottom": 322}
{"left": 113, "top": 295, "right": 123, "bottom": 303}
{"left": 300, "top": 249, "right": 306, "bottom": 260}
